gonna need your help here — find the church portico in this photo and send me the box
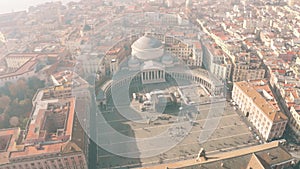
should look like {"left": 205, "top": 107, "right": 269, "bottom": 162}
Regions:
{"left": 141, "top": 69, "right": 165, "bottom": 84}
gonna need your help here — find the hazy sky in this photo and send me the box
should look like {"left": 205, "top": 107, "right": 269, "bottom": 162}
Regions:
{"left": 0, "top": 0, "right": 79, "bottom": 14}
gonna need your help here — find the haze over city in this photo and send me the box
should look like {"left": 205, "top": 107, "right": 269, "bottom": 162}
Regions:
{"left": 0, "top": 0, "right": 79, "bottom": 14}
{"left": 0, "top": 0, "right": 299, "bottom": 169}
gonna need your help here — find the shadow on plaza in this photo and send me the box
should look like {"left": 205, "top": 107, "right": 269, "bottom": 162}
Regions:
{"left": 95, "top": 75, "right": 200, "bottom": 168}
{"left": 97, "top": 104, "right": 142, "bottom": 169}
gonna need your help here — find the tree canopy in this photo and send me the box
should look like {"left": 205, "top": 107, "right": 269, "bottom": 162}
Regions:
{"left": 0, "top": 77, "right": 45, "bottom": 129}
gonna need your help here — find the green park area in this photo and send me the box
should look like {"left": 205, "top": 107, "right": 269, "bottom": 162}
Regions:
{"left": 0, "top": 77, "right": 44, "bottom": 129}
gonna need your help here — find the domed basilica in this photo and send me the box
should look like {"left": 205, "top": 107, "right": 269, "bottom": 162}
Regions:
{"left": 96, "top": 33, "right": 224, "bottom": 107}
{"left": 127, "top": 35, "right": 177, "bottom": 84}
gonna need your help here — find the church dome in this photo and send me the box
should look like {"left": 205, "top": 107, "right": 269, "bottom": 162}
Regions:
{"left": 131, "top": 36, "right": 164, "bottom": 60}
{"left": 133, "top": 36, "right": 162, "bottom": 49}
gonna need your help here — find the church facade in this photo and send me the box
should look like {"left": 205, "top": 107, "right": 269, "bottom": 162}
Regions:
{"left": 96, "top": 33, "right": 224, "bottom": 106}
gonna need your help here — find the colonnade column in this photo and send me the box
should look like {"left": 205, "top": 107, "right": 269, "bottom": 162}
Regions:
{"left": 142, "top": 70, "right": 167, "bottom": 82}
{"left": 146, "top": 71, "right": 149, "bottom": 80}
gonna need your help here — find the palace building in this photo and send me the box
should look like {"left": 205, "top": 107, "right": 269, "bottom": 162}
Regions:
{"left": 232, "top": 80, "right": 288, "bottom": 141}
{"left": 0, "top": 72, "right": 89, "bottom": 169}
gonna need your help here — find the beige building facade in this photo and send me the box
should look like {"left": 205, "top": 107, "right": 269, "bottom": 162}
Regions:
{"left": 232, "top": 81, "right": 288, "bottom": 141}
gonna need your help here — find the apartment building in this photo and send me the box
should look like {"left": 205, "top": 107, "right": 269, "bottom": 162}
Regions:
{"left": 232, "top": 53, "right": 265, "bottom": 82}
{"left": 5, "top": 53, "right": 38, "bottom": 71}
{"left": 289, "top": 106, "right": 300, "bottom": 136}
{"left": 0, "top": 53, "right": 62, "bottom": 86}
{"left": 232, "top": 80, "right": 288, "bottom": 141}
{"left": 148, "top": 33, "right": 203, "bottom": 67}
{"left": 202, "top": 40, "right": 232, "bottom": 81}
